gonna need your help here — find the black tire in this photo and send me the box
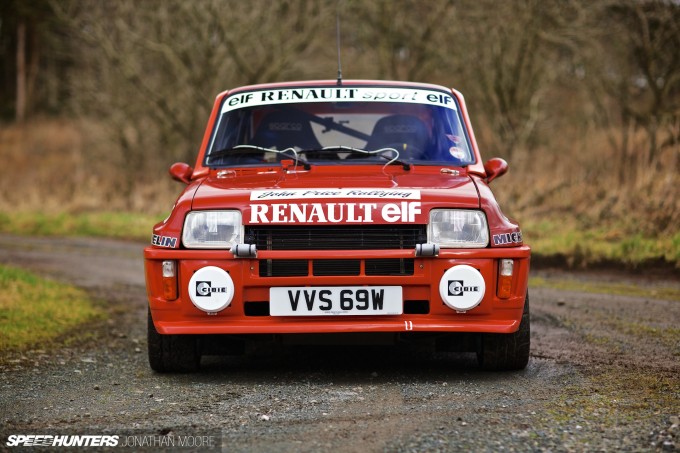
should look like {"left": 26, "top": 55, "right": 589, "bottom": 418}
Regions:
{"left": 477, "top": 292, "right": 530, "bottom": 371}
{"left": 148, "top": 309, "right": 201, "bottom": 372}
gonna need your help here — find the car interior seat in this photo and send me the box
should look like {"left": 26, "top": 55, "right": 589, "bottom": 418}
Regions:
{"left": 250, "top": 109, "right": 322, "bottom": 152}
{"left": 364, "top": 115, "right": 431, "bottom": 160}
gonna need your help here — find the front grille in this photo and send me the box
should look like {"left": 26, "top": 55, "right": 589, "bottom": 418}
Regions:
{"left": 366, "top": 259, "right": 414, "bottom": 276}
{"left": 259, "top": 259, "right": 307, "bottom": 277}
{"left": 404, "top": 300, "right": 429, "bottom": 314}
{"left": 245, "top": 225, "right": 427, "bottom": 250}
{"left": 244, "top": 301, "right": 269, "bottom": 316}
{"left": 259, "top": 259, "right": 415, "bottom": 277}
{"left": 313, "top": 260, "right": 360, "bottom": 276}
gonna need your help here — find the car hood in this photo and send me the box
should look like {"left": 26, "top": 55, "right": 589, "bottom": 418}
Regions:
{"left": 191, "top": 168, "right": 480, "bottom": 224}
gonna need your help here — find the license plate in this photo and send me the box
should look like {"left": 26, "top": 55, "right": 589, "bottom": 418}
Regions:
{"left": 270, "top": 286, "right": 402, "bottom": 316}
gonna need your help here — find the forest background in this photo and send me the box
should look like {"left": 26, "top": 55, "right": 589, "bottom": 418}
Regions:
{"left": 0, "top": 0, "right": 678, "bottom": 269}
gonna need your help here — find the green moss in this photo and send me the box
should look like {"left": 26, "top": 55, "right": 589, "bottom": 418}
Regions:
{"left": 606, "top": 320, "right": 680, "bottom": 349}
{"left": 544, "top": 370, "right": 678, "bottom": 429}
{"left": 0, "top": 264, "right": 103, "bottom": 352}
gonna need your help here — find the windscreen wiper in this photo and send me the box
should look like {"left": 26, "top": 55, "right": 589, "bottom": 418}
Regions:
{"left": 207, "top": 145, "right": 310, "bottom": 169}
{"left": 309, "top": 146, "right": 411, "bottom": 171}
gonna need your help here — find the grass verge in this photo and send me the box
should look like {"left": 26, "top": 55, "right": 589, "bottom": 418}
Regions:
{"left": 529, "top": 276, "right": 680, "bottom": 301}
{"left": 523, "top": 219, "right": 680, "bottom": 269}
{"left": 0, "top": 264, "right": 103, "bottom": 352}
{"left": 0, "top": 211, "right": 164, "bottom": 241}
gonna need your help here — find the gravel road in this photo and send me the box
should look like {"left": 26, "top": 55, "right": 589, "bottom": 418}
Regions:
{"left": 0, "top": 234, "right": 678, "bottom": 452}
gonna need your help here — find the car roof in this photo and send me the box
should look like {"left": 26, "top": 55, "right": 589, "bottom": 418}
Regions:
{"left": 221, "top": 79, "right": 456, "bottom": 98}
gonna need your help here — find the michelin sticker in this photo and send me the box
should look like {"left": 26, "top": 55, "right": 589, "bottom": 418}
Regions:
{"left": 188, "top": 266, "right": 234, "bottom": 313}
{"left": 492, "top": 231, "right": 523, "bottom": 246}
{"left": 152, "top": 234, "right": 177, "bottom": 248}
{"left": 439, "top": 265, "right": 486, "bottom": 312}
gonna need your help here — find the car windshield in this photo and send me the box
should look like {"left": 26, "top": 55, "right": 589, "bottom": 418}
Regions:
{"left": 204, "top": 86, "right": 474, "bottom": 167}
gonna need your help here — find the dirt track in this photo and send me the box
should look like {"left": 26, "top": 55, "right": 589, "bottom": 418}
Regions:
{"left": 0, "top": 234, "right": 678, "bottom": 452}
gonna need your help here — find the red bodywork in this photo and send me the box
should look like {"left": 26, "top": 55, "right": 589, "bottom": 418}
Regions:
{"left": 144, "top": 80, "right": 530, "bottom": 337}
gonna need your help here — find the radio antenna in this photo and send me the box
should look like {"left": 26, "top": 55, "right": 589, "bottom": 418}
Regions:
{"left": 336, "top": 1, "right": 343, "bottom": 86}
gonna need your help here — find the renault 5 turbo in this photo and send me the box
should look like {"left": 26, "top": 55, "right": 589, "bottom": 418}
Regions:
{"left": 144, "top": 80, "right": 530, "bottom": 372}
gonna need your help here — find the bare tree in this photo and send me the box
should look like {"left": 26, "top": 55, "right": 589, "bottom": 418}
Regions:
{"left": 0, "top": 0, "right": 62, "bottom": 121}
{"left": 50, "top": 0, "right": 335, "bottom": 192}
{"left": 346, "top": 0, "right": 456, "bottom": 81}
{"left": 579, "top": 0, "right": 680, "bottom": 184}
{"left": 445, "top": 0, "right": 586, "bottom": 159}
{"left": 0, "top": 0, "right": 671, "bottom": 228}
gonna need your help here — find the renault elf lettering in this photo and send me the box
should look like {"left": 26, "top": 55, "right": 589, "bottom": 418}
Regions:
{"left": 144, "top": 80, "right": 531, "bottom": 372}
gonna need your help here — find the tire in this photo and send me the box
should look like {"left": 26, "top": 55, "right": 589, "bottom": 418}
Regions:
{"left": 477, "top": 292, "right": 530, "bottom": 371}
{"left": 148, "top": 309, "right": 201, "bottom": 372}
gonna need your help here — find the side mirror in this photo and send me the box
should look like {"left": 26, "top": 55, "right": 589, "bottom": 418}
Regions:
{"left": 483, "top": 158, "right": 508, "bottom": 184}
{"left": 169, "top": 162, "right": 193, "bottom": 184}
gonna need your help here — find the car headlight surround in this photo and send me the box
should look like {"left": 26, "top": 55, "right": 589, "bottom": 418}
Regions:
{"left": 182, "top": 210, "right": 242, "bottom": 249}
{"left": 428, "top": 209, "right": 489, "bottom": 248}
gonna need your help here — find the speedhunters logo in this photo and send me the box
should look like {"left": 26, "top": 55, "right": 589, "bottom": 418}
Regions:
{"left": 447, "top": 280, "right": 480, "bottom": 296}
{"left": 195, "top": 281, "right": 228, "bottom": 297}
{"left": 6, "top": 435, "right": 118, "bottom": 447}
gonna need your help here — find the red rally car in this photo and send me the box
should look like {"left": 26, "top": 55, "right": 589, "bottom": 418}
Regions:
{"left": 144, "top": 80, "right": 530, "bottom": 372}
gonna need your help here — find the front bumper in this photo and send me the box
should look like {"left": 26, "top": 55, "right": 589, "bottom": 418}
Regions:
{"left": 144, "top": 246, "right": 530, "bottom": 335}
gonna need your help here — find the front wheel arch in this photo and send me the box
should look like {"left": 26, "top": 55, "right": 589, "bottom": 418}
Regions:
{"left": 477, "top": 292, "right": 530, "bottom": 371}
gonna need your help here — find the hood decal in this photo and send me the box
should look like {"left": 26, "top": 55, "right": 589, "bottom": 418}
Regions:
{"left": 249, "top": 201, "right": 422, "bottom": 224}
{"left": 250, "top": 188, "right": 420, "bottom": 201}
{"left": 191, "top": 171, "right": 481, "bottom": 213}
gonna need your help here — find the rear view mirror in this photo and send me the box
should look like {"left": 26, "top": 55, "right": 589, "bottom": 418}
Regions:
{"left": 169, "top": 162, "right": 193, "bottom": 184}
{"left": 483, "top": 158, "right": 508, "bottom": 184}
